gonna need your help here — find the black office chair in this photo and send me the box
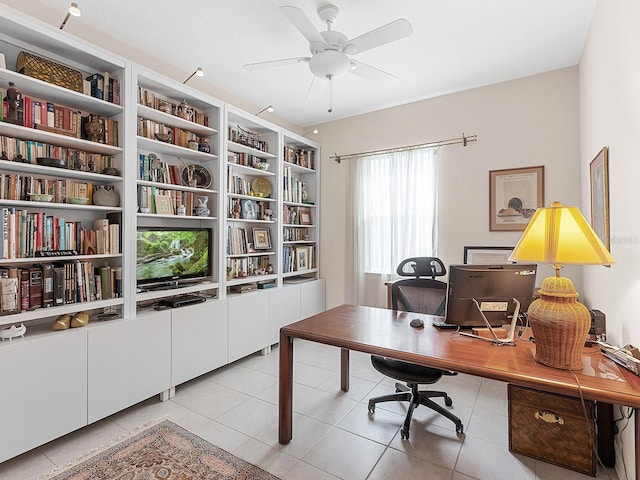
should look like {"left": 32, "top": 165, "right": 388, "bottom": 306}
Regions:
{"left": 368, "top": 257, "right": 464, "bottom": 439}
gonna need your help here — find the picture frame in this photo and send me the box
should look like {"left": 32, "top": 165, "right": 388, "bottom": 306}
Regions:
{"left": 241, "top": 199, "right": 258, "bottom": 220}
{"left": 490, "top": 165, "right": 545, "bottom": 231}
{"left": 299, "top": 208, "right": 312, "bottom": 225}
{"left": 295, "top": 246, "right": 310, "bottom": 271}
{"left": 463, "top": 246, "right": 514, "bottom": 265}
{"left": 154, "top": 194, "right": 174, "bottom": 215}
{"left": 590, "top": 146, "right": 610, "bottom": 250}
{"left": 252, "top": 228, "right": 271, "bottom": 249}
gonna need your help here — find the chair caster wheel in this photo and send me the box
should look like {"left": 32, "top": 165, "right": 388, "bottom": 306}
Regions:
{"left": 368, "top": 402, "right": 375, "bottom": 414}
{"left": 445, "top": 396, "right": 453, "bottom": 407}
{"left": 400, "top": 429, "right": 410, "bottom": 440}
{"left": 456, "top": 424, "right": 464, "bottom": 434}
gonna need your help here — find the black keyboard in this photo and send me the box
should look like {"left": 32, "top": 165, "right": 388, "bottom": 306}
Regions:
{"left": 159, "top": 294, "right": 206, "bottom": 308}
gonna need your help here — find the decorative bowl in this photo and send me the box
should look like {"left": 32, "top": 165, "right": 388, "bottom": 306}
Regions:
{"left": 255, "top": 161, "right": 270, "bottom": 171}
{"left": 66, "top": 196, "right": 89, "bottom": 205}
{"left": 28, "top": 193, "right": 54, "bottom": 202}
{"left": 154, "top": 132, "right": 172, "bottom": 143}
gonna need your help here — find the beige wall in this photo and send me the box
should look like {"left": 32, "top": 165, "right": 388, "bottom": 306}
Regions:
{"left": 580, "top": 2, "right": 640, "bottom": 477}
{"left": 314, "top": 68, "right": 582, "bottom": 309}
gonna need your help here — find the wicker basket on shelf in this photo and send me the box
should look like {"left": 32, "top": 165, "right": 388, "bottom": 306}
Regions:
{"left": 17, "top": 51, "right": 84, "bottom": 93}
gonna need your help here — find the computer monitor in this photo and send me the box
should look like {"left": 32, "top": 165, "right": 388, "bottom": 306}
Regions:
{"left": 444, "top": 264, "right": 537, "bottom": 327}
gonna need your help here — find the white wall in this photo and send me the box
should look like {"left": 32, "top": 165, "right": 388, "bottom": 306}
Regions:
{"left": 580, "top": 1, "right": 640, "bottom": 478}
{"left": 314, "top": 68, "right": 582, "bottom": 309}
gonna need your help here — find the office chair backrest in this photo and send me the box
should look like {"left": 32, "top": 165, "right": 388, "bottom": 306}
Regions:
{"left": 392, "top": 257, "right": 447, "bottom": 315}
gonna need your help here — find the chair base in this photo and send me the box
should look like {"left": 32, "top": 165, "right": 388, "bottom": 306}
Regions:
{"left": 368, "top": 382, "right": 464, "bottom": 439}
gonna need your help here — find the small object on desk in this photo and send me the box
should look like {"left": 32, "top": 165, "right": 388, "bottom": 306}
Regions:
{"left": 472, "top": 327, "right": 508, "bottom": 340}
{"left": 409, "top": 318, "right": 424, "bottom": 328}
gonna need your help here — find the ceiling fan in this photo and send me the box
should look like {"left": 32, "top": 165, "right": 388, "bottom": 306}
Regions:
{"left": 244, "top": 4, "right": 413, "bottom": 112}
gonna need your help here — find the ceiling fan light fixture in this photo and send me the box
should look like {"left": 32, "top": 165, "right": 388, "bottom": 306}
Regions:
{"left": 309, "top": 50, "right": 350, "bottom": 79}
{"left": 343, "top": 44, "right": 357, "bottom": 55}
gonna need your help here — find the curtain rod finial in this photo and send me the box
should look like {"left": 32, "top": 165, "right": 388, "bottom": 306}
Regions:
{"left": 462, "top": 133, "right": 467, "bottom": 147}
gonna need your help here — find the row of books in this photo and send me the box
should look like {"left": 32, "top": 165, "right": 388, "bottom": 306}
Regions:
{"left": 137, "top": 185, "right": 200, "bottom": 217}
{"left": 282, "top": 205, "right": 311, "bottom": 225}
{"left": 86, "top": 73, "right": 120, "bottom": 105}
{"left": 226, "top": 255, "right": 271, "bottom": 280}
{"left": 284, "top": 146, "right": 315, "bottom": 170}
{"left": 0, "top": 173, "right": 99, "bottom": 203}
{"left": 228, "top": 125, "right": 269, "bottom": 153}
{"left": 137, "top": 117, "right": 201, "bottom": 148}
{"left": 139, "top": 153, "right": 183, "bottom": 185}
{"left": 227, "top": 151, "right": 265, "bottom": 168}
{"left": 137, "top": 86, "right": 209, "bottom": 127}
{"left": 283, "top": 226, "right": 311, "bottom": 242}
{"left": 2, "top": 95, "right": 120, "bottom": 147}
{"left": 283, "top": 166, "right": 310, "bottom": 204}
{"left": 0, "top": 135, "right": 117, "bottom": 174}
{"left": 227, "top": 165, "right": 254, "bottom": 196}
{"left": 1, "top": 209, "right": 120, "bottom": 259}
{"left": 283, "top": 245, "right": 315, "bottom": 273}
{"left": 227, "top": 226, "right": 259, "bottom": 255}
{"left": 0, "top": 261, "right": 122, "bottom": 314}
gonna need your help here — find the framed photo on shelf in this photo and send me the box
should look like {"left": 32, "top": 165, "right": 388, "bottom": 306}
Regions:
{"left": 154, "top": 194, "right": 174, "bottom": 215}
{"left": 252, "top": 228, "right": 272, "bottom": 249}
{"left": 589, "top": 147, "right": 610, "bottom": 250}
{"left": 241, "top": 199, "right": 258, "bottom": 220}
{"left": 489, "top": 165, "right": 544, "bottom": 231}
{"left": 463, "top": 246, "right": 514, "bottom": 265}
{"left": 299, "top": 208, "right": 312, "bottom": 225}
{"left": 296, "top": 246, "right": 310, "bottom": 271}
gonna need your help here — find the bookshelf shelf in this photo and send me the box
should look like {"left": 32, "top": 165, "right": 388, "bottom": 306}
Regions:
{"left": 227, "top": 163, "right": 277, "bottom": 177}
{"left": 0, "top": 122, "right": 122, "bottom": 156}
{"left": 226, "top": 274, "right": 278, "bottom": 287}
{"left": 0, "top": 253, "right": 120, "bottom": 265}
{"left": 0, "top": 68, "right": 123, "bottom": 117}
{"left": 0, "top": 199, "right": 122, "bottom": 212}
{"left": 135, "top": 281, "right": 218, "bottom": 303}
{"left": 0, "top": 297, "right": 124, "bottom": 327}
{"left": 136, "top": 212, "right": 217, "bottom": 221}
{"left": 137, "top": 105, "right": 217, "bottom": 137}
{"left": 137, "top": 179, "right": 217, "bottom": 195}
{"left": 228, "top": 141, "right": 277, "bottom": 159}
{"left": 0, "top": 160, "right": 122, "bottom": 183}
{"left": 137, "top": 136, "right": 217, "bottom": 161}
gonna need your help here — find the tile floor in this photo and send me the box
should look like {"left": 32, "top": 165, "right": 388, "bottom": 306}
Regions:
{"left": 0, "top": 339, "right": 620, "bottom": 480}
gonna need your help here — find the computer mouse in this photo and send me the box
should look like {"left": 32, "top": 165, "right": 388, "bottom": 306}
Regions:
{"left": 410, "top": 318, "right": 425, "bottom": 328}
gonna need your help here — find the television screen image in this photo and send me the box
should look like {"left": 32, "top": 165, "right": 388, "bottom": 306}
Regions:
{"left": 444, "top": 264, "right": 537, "bottom": 328}
{"left": 136, "top": 227, "right": 211, "bottom": 287}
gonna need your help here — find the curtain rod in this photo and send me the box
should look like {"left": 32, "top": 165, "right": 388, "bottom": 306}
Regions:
{"left": 331, "top": 133, "right": 477, "bottom": 163}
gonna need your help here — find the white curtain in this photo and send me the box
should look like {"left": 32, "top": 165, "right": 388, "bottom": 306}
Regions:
{"left": 346, "top": 148, "right": 438, "bottom": 307}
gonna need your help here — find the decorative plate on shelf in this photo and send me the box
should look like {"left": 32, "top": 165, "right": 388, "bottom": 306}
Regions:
{"left": 252, "top": 177, "right": 272, "bottom": 198}
{"left": 181, "top": 164, "right": 212, "bottom": 188}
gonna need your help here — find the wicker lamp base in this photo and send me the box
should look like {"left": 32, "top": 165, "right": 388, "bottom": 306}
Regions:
{"left": 527, "top": 276, "right": 590, "bottom": 371}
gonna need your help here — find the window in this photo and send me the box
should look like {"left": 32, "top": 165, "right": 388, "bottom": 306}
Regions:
{"left": 354, "top": 148, "right": 438, "bottom": 275}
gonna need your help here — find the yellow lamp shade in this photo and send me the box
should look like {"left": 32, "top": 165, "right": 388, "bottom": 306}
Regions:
{"left": 509, "top": 201, "right": 614, "bottom": 267}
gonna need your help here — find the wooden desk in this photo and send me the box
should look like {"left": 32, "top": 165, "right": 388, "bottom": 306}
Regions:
{"left": 278, "top": 304, "right": 640, "bottom": 478}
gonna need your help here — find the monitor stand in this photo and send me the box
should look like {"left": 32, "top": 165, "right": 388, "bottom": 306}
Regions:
{"left": 458, "top": 298, "right": 520, "bottom": 346}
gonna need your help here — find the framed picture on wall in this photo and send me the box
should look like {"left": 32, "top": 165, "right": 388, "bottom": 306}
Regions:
{"left": 589, "top": 146, "right": 610, "bottom": 250}
{"left": 463, "top": 246, "right": 514, "bottom": 265}
{"left": 489, "top": 166, "right": 545, "bottom": 231}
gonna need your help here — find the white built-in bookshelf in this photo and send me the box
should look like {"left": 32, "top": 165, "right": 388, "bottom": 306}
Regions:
{"left": 0, "top": 5, "right": 324, "bottom": 464}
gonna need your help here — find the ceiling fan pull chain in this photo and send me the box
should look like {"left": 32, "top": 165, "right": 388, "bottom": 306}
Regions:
{"left": 328, "top": 75, "right": 333, "bottom": 113}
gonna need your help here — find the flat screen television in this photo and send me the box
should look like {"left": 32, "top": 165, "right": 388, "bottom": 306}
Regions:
{"left": 444, "top": 264, "right": 537, "bottom": 327}
{"left": 136, "top": 226, "right": 212, "bottom": 288}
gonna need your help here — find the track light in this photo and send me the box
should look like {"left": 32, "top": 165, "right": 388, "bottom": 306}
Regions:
{"left": 304, "top": 127, "right": 319, "bottom": 135}
{"left": 183, "top": 67, "right": 204, "bottom": 84}
{"left": 255, "top": 105, "right": 274, "bottom": 116}
{"left": 60, "top": 2, "right": 81, "bottom": 30}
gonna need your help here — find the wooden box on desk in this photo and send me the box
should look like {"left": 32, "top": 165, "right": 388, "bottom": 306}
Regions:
{"left": 508, "top": 384, "right": 596, "bottom": 476}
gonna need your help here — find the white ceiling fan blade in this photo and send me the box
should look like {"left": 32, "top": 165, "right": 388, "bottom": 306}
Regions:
{"left": 244, "top": 57, "right": 310, "bottom": 71}
{"left": 349, "top": 60, "right": 398, "bottom": 86}
{"left": 346, "top": 19, "right": 413, "bottom": 54}
{"left": 280, "top": 6, "right": 326, "bottom": 46}
{"left": 306, "top": 76, "right": 327, "bottom": 100}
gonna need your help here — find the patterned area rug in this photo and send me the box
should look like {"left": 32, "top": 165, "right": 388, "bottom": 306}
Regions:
{"left": 48, "top": 420, "right": 280, "bottom": 480}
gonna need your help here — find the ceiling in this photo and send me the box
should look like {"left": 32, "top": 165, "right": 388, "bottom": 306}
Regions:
{"left": 5, "top": 0, "right": 597, "bottom": 128}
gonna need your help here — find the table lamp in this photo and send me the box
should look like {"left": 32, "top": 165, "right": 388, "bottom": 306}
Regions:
{"left": 509, "top": 201, "right": 615, "bottom": 370}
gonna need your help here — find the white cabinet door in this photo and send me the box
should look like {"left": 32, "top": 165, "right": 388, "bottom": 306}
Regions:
{"left": 300, "top": 279, "right": 326, "bottom": 319}
{"left": 87, "top": 313, "right": 171, "bottom": 423}
{"left": 0, "top": 329, "right": 88, "bottom": 463}
{"left": 228, "top": 289, "right": 270, "bottom": 362}
{"left": 268, "top": 284, "right": 300, "bottom": 344}
{"left": 172, "top": 299, "right": 228, "bottom": 386}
